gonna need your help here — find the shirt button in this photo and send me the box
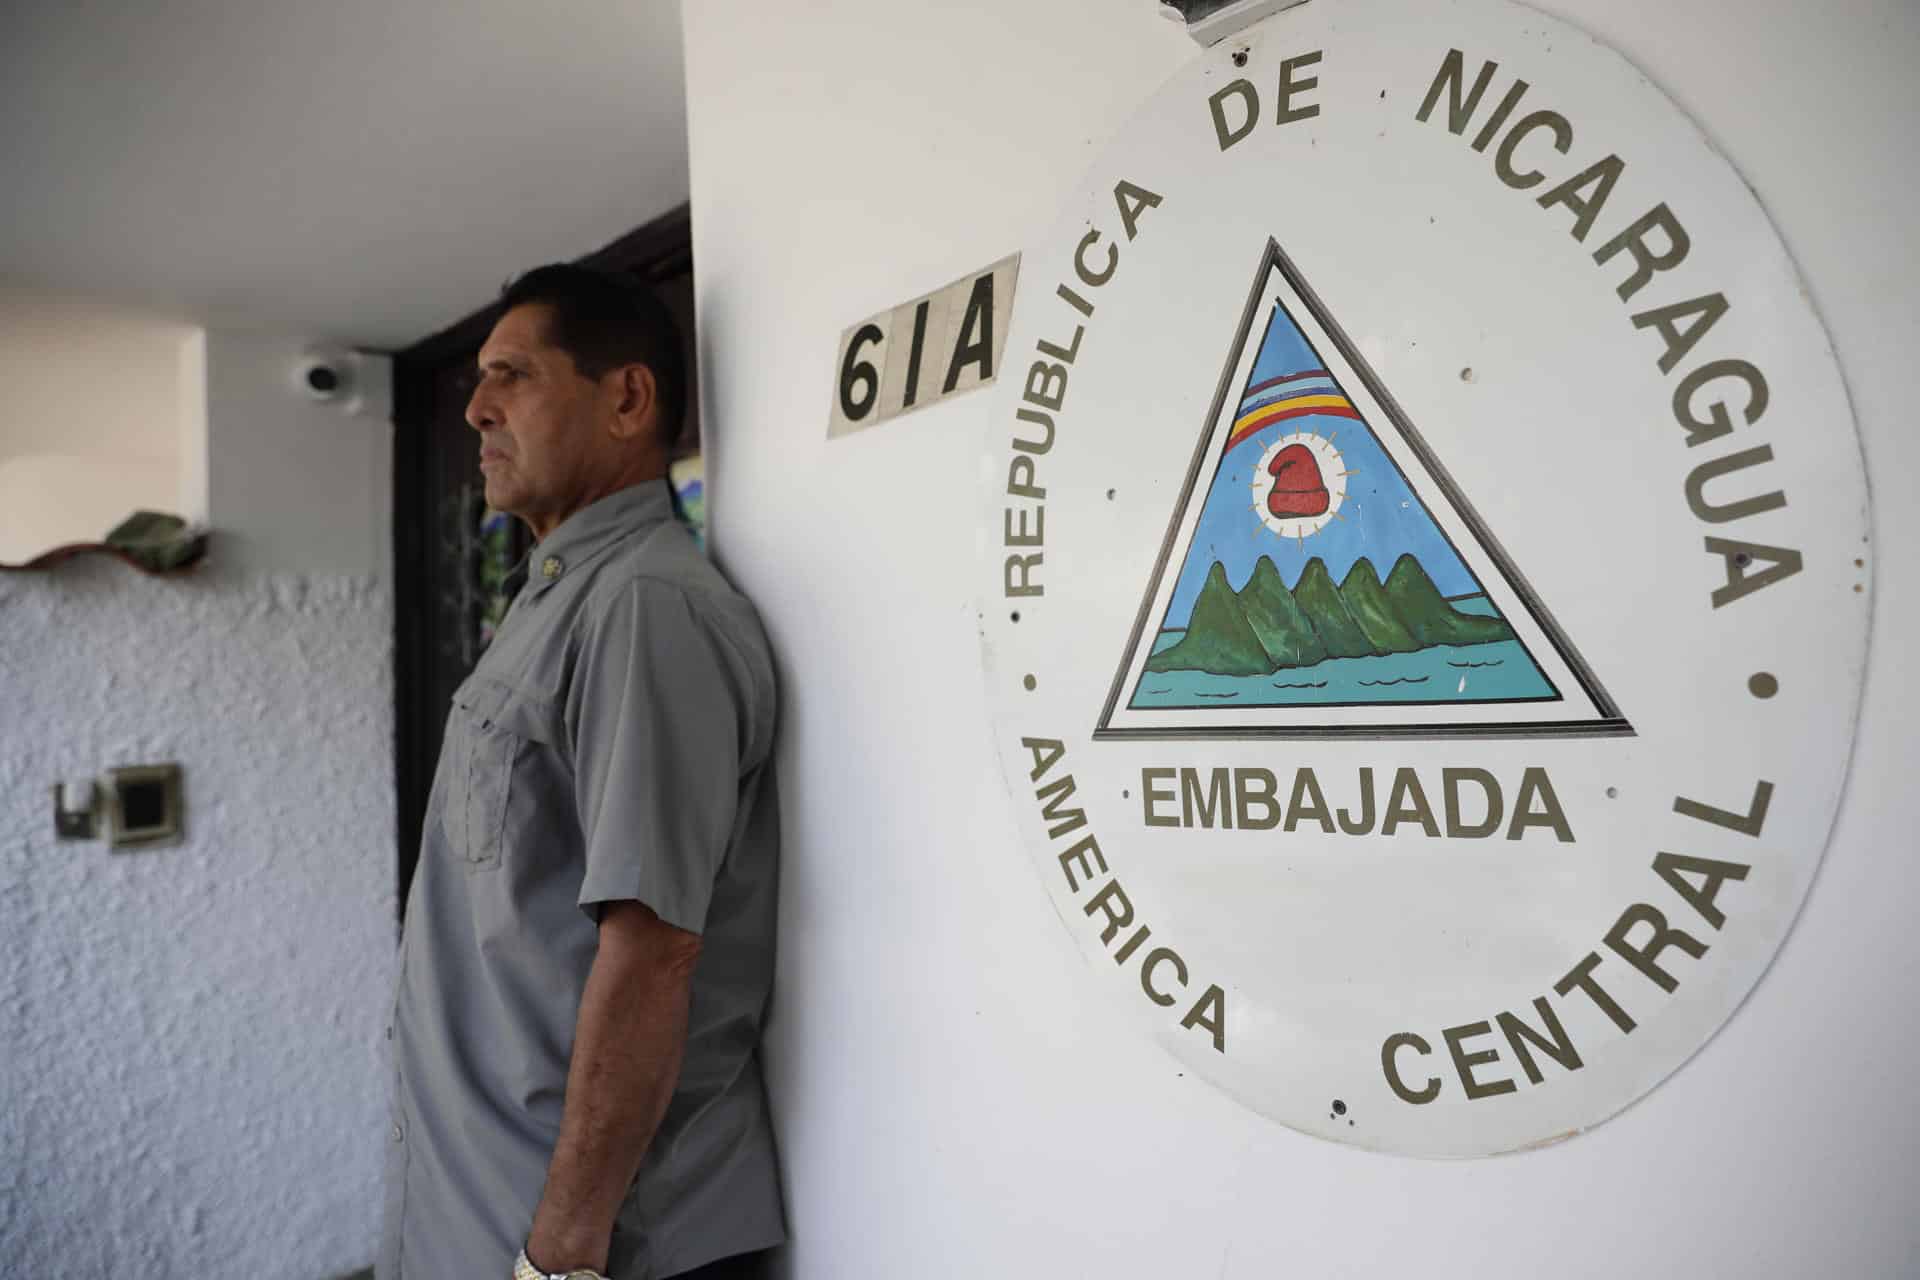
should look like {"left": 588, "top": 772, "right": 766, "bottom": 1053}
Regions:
{"left": 541, "top": 556, "right": 563, "bottom": 580}
{"left": 391, "top": 1123, "right": 404, "bottom": 1143}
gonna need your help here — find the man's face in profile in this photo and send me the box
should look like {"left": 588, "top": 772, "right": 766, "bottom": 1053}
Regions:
{"left": 467, "top": 302, "right": 607, "bottom": 536}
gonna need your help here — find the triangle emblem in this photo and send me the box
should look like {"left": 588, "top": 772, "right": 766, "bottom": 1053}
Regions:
{"left": 1096, "top": 241, "right": 1632, "bottom": 740}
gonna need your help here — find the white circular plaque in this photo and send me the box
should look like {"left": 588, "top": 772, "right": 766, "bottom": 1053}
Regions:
{"left": 979, "top": 0, "right": 1870, "bottom": 1156}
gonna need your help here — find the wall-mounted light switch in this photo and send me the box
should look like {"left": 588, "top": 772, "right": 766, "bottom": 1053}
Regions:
{"left": 53, "top": 780, "right": 100, "bottom": 839}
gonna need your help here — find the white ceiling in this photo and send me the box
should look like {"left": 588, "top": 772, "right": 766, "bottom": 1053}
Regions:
{"left": 0, "top": 0, "right": 690, "bottom": 349}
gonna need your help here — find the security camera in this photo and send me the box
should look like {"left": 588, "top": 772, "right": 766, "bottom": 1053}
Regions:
{"left": 293, "top": 348, "right": 355, "bottom": 403}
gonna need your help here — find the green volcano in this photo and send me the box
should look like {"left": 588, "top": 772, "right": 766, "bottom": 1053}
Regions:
{"left": 1338, "top": 558, "right": 1419, "bottom": 655}
{"left": 1144, "top": 562, "right": 1271, "bottom": 676}
{"left": 1238, "top": 556, "right": 1326, "bottom": 668}
{"left": 1383, "top": 553, "right": 1515, "bottom": 647}
{"left": 1146, "top": 554, "right": 1514, "bottom": 676}
{"left": 1291, "top": 557, "right": 1371, "bottom": 660}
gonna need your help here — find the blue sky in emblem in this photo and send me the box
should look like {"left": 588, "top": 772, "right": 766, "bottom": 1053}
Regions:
{"left": 1160, "top": 301, "right": 1483, "bottom": 627}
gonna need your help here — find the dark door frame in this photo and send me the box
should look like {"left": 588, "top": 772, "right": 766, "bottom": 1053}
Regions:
{"left": 390, "top": 205, "right": 695, "bottom": 924}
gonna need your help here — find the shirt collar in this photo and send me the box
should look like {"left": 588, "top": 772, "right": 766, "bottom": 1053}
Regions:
{"left": 517, "top": 479, "right": 674, "bottom": 598}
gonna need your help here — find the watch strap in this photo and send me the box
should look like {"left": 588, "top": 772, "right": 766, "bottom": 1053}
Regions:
{"left": 514, "top": 1245, "right": 608, "bottom": 1280}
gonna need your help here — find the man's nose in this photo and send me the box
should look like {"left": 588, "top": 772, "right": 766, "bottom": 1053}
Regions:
{"left": 465, "top": 384, "right": 497, "bottom": 432}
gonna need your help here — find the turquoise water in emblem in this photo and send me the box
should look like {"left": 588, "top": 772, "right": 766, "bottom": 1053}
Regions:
{"left": 1133, "top": 596, "right": 1557, "bottom": 709}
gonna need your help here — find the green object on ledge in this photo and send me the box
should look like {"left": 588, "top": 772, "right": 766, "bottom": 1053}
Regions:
{"left": 0, "top": 509, "right": 207, "bottom": 574}
{"left": 103, "top": 511, "right": 207, "bottom": 572}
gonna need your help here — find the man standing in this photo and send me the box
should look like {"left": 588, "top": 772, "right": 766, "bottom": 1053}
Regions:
{"left": 380, "top": 265, "right": 785, "bottom": 1280}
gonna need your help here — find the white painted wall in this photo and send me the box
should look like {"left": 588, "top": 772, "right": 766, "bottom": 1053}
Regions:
{"left": 0, "top": 293, "right": 200, "bottom": 563}
{"left": 204, "top": 334, "right": 393, "bottom": 579}
{"left": 0, "top": 329, "right": 396, "bottom": 1277}
{"left": 682, "top": 1, "right": 1920, "bottom": 1275}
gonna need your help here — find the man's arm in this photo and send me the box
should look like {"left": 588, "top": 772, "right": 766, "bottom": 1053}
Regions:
{"left": 525, "top": 899, "right": 703, "bottom": 1275}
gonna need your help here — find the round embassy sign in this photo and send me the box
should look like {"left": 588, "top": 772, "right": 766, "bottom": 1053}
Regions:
{"left": 979, "top": 0, "right": 1870, "bottom": 1156}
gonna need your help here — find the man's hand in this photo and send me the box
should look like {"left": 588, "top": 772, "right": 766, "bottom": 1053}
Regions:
{"left": 525, "top": 899, "right": 703, "bottom": 1274}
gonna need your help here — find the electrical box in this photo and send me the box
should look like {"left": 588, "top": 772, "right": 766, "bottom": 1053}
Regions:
{"left": 106, "top": 764, "right": 184, "bottom": 849}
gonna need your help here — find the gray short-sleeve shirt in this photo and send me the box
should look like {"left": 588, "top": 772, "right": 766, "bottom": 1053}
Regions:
{"left": 380, "top": 481, "right": 785, "bottom": 1280}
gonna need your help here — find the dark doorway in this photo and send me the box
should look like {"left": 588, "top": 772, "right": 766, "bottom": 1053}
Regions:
{"left": 390, "top": 205, "right": 697, "bottom": 919}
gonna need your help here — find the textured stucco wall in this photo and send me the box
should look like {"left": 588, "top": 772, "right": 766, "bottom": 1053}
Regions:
{"left": 1, "top": 321, "right": 395, "bottom": 1277}
{"left": 0, "top": 559, "right": 395, "bottom": 1277}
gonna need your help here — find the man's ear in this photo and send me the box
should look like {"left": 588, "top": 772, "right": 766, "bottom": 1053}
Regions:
{"left": 608, "top": 364, "right": 658, "bottom": 442}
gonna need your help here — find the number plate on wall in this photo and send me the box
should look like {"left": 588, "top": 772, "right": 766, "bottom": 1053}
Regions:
{"left": 828, "top": 255, "right": 1020, "bottom": 438}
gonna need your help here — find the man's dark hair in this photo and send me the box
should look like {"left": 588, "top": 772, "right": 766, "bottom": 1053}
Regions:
{"left": 500, "top": 263, "right": 686, "bottom": 446}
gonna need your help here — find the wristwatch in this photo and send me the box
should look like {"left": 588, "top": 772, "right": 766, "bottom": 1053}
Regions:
{"left": 514, "top": 1246, "right": 608, "bottom": 1280}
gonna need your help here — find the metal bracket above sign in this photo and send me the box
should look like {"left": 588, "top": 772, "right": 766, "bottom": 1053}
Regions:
{"left": 1158, "top": 0, "right": 1313, "bottom": 47}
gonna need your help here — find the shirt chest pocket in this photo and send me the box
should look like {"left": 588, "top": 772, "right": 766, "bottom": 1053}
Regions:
{"left": 443, "top": 679, "right": 562, "bottom": 873}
